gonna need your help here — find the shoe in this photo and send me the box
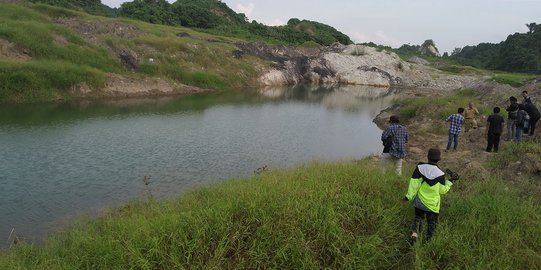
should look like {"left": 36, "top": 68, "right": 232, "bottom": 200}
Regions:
{"left": 408, "top": 232, "right": 418, "bottom": 245}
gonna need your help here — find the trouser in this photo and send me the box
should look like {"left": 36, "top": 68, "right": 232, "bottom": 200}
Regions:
{"left": 516, "top": 126, "right": 523, "bottom": 142}
{"left": 381, "top": 153, "right": 403, "bottom": 176}
{"left": 411, "top": 207, "right": 439, "bottom": 241}
{"left": 530, "top": 117, "right": 540, "bottom": 136}
{"left": 446, "top": 132, "right": 459, "bottom": 151}
{"left": 507, "top": 119, "right": 517, "bottom": 140}
{"left": 486, "top": 133, "right": 501, "bottom": 152}
{"left": 464, "top": 118, "right": 477, "bottom": 132}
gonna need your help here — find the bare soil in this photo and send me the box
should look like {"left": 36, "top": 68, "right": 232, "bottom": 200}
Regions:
{"left": 375, "top": 80, "right": 541, "bottom": 180}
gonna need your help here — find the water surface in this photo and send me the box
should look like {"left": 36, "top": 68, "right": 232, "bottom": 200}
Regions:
{"left": 0, "top": 85, "right": 396, "bottom": 247}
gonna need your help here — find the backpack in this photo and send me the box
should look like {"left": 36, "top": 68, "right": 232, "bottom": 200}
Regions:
{"left": 509, "top": 109, "right": 518, "bottom": 120}
{"left": 519, "top": 111, "right": 530, "bottom": 129}
{"left": 382, "top": 135, "right": 393, "bottom": 153}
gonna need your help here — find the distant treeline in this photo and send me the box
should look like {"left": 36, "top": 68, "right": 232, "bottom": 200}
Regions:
{"left": 449, "top": 23, "right": 541, "bottom": 74}
{"left": 28, "top": 0, "right": 353, "bottom": 46}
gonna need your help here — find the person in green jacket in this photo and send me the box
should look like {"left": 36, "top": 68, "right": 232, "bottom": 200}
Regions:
{"left": 402, "top": 148, "right": 457, "bottom": 242}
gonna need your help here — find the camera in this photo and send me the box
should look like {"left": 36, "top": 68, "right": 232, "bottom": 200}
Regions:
{"left": 445, "top": 169, "right": 460, "bottom": 181}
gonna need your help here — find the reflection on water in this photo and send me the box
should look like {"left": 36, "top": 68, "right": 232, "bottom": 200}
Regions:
{"left": 0, "top": 85, "right": 396, "bottom": 248}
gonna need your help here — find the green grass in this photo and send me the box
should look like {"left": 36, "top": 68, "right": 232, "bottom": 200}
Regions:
{"left": 487, "top": 141, "right": 541, "bottom": 170}
{"left": 0, "top": 60, "right": 107, "bottom": 102}
{"left": 0, "top": 160, "right": 539, "bottom": 269}
{"left": 0, "top": 3, "right": 262, "bottom": 103}
{"left": 491, "top": 72, "right": 538, "bottom": 87}
{"left": 299, "top": 41, "right": 322, "bottom": 48}
{"left": 397, "top": 88, "right": 490, "bottom": 135}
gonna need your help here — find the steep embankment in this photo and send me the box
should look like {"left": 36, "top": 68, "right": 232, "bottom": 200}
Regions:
{"left": 0, "top": 3, "right": 265, "bottom": 103}
{"left": 254, "top": 42, "right": 482, "bottom": 90}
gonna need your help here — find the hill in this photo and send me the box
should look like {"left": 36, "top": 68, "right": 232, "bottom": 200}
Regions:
{"left": 450, "top": 23, "right": 541, "bottom": 74}
{"left": 0, "top": 2, "right": 269, "bottom": 103}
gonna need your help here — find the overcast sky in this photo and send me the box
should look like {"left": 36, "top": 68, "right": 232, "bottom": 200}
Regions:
{"left": 102, "top": 0, "right": 541, "bottom": 53}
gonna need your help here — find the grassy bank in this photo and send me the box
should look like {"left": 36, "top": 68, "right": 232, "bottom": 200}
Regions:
{"left": 395, "top": 88, "right": 491, "bottom": 135}
{"left": 1, "top": 154, "right": 540, "bottom": 269}
{"left": 0, "top": 3, "right": 262, "bottom": 103}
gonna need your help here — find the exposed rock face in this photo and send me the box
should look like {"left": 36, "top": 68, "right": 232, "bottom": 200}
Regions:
{"left": 238, "top": 42, "right": 478, "bottom": 90}
{"left": 418, "top": 40, "right": 441, "bottom": 57}
{"left": 407, "top": 56, "right": 429, "bottom": 65}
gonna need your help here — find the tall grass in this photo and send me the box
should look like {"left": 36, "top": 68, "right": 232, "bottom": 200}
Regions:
{"left": 0, "top": 60, "right": 107, "bottom": 102}
{"left": 0, "top": 160, "right": 540, "bottom": 269}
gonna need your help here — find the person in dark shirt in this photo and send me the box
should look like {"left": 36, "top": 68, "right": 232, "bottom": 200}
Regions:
{"left": 381, "top": 115, "right": 408, "bottom": 176}
{"left": 486, "top": 107, "right": 505, "bottom": 152}
{"left": 521, "top": 90, "right": 533, "bottom": 104}
{"left": 524, "top": 100, "right": 540, "bottom": 136}
{"left": 506, "top": 96, "right": 519, "bottom": 141}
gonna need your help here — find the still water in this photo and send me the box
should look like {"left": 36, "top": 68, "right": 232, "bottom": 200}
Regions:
{"left": 0, "top": 85, "right": 396, "bottom": 247}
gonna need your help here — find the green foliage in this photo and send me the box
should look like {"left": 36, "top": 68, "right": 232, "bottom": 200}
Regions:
{"left": 115, "top": 0, "right": 351, "bottom": 46}
{"left": 0, "top": 160, "right": 539, "bottom": 269}
{"left": 119, "top": 0, "right": 176, "bottom": 25}
{"left": 28, "top": 0, "right": 111, "bottom": 16}
{"left": 451, "top": 22, "right": 541, "bottom": 74}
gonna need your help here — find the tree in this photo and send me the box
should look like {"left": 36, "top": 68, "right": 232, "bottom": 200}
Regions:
{"left": 526, "top": 22, "right": 537, "bottom": 34}
{"left": 451, "top": 47, "right": 462, "bottom": 56}
{"left": 119, "top": 0, "right": 175, "bottom": 25}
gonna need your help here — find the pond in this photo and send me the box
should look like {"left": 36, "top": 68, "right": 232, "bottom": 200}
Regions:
{"left": 0, "top": 85, "right": 396, "bottom": 248}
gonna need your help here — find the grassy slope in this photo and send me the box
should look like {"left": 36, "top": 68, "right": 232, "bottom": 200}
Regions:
{"left": 0, "top": 3, "right": 263, "bottom": 103}
{"left": 422, "top": 56, "right": 539, "bottom": 87}
{"left": 0, "top": 155, "right": 540, "bottom": 269}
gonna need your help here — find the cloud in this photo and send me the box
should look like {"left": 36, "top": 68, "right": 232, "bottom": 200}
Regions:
{"left": 267, "top": 19, "right": 286, "bottom": 26}
{"left": 348, "top": 31, "right": 403, "bottom": 48}
{"left": 236, "top": 3, "right": 255, "bottom": 18}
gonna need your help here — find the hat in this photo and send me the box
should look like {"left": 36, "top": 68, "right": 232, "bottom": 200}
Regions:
{"left": 427, "top": 148, "right": 441, "bottom": 162}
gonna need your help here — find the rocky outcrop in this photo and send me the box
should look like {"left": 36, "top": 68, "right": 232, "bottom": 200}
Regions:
{"left": 407, "top": 56, "right": 429, "bottom": 65}
{"left": 238, "top": 42, "right": 479, "bottom": 90}
{"left": 418, "top": 40, "right": 440, "bottom": 57}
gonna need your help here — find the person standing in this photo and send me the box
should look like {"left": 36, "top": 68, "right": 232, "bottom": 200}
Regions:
{"left": 524, "top": 99, "right": 540, "bottom": 136}
{"left": 506, "top": 96, "right": 519, "bottom": 141}
{"left": 464, "top": 102, "right": 480, "bottom": 132}
{"left": 381, "top": 115, "right": 408, "bottom": 176}
{"left": 516, "top": 104, "right": 529, "bottom": 142}
{"left": 402, "top": 148, "right": 457, "bottom": 242}
{"left": 521, "top": 90, "right": 533, "bottom": 104}
{"left": 486, "top": 107, "right": 505, "bottom": 152}
{"left": 446, "top": 108, "right": 465, "bottom": 151}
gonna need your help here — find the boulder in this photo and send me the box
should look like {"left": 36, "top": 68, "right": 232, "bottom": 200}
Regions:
{"left": 407, "top": 56, "right": 429, "bottom": 65}
{"left": 418, "top": 40, "right": 441, "bottom": 57}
